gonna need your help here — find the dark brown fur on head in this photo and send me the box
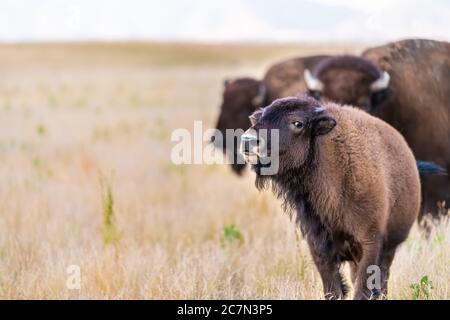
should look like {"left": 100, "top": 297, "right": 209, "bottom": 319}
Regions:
{"left": 309, "top": 55, "right": 389, "bottom": 112}
{"left": 314, "top": 55, "right": 382, "bottom": 80}
{"left": 249, "top": 95, "right": 336, "bottom": 211}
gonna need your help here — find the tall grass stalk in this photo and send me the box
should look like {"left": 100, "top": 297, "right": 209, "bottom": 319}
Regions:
{"left": 99, "top": 171, "right": 119, "bottom": 246}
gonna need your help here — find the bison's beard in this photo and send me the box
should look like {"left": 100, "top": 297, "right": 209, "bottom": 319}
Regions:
{"left": 250, "top": 157, "right": 273, "bottom": 177}
{"left": 254, "top": 169, "right": 271, "bottom": 190}
{"left": 254, "top": 169, "right": 298, "bottom": 216}
{"left": 231, "top": 162, "right": 246, "bottom": 176}
{"left": 253, "top": 163, "right": 302, "bottom": 216}
{"left": 253, "top": 143, "right": 318, "bottom": 216}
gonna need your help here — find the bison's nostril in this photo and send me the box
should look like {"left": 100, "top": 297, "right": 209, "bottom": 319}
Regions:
{"left": 241, "top": 135, "right": 257, "bottom": 143}
{"left": 240, "top": 133, "right": 258, "bottom": 155}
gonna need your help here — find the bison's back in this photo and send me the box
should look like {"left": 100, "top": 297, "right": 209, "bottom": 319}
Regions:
{"left": 263, "top": 55, "right": 329, "bottom": 100}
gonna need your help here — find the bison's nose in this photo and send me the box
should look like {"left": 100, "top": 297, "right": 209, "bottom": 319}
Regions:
{"left": 241, "top": 135, "right": 257, "bottom": 154}
{"left": 240, "top": 130, "right": 260, "bottom": 156}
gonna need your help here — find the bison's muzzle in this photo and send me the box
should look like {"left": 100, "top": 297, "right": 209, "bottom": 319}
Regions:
{"left": 240, "top": 130, "right": 264, "bottom": 164}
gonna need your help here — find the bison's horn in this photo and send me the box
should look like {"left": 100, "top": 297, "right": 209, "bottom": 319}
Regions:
{"left": 370, "top": 71, "right": 390, "bottom": 92}
{"left": 304, "top": 69, "right": 324, "bottom": 92}
{"left": 252, "top": 83, "right": 266, "bottom": 107}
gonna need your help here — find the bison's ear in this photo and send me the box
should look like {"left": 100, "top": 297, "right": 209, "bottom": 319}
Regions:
{"left": 312, "top": 116, "right": 336, "bottom": 136}
{"left": 223, "top": 78, "right": 231, "bottom": 87}
{"left": 249, "top": 109, "right": 263, "bottom": 126}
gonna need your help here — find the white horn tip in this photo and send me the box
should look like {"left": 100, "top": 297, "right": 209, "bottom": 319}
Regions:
{"left": 304, "top": 69, "right": 323, "bottom": 92}
{"left": 371, "top": 71, "right": 390, "bottom": 91}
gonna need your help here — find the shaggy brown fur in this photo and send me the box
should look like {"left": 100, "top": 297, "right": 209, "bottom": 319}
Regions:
{"left": 363, "top": 39, "right": 450, "bottom": 222}
{"left": 308, "top": 39, "right": 450, "bottom": 222}
{"left": 214, "top": 55, "right": 327, "bottom": 175}
{"left": 243, "top": 96, "right": 421, "bottom": 300}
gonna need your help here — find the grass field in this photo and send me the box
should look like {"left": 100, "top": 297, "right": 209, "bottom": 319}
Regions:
{"left": 0, "top": 42, "right": 448, "bottom": 299}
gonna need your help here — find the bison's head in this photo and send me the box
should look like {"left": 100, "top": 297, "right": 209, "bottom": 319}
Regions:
{"left": 304, "top": 55, "right": 390, "bottom": 112}
{"left": 240, "top": 96, "right": 336, "bottom": 180}
{"left": 213, "top": 77, "right": 267, "bottom": 175}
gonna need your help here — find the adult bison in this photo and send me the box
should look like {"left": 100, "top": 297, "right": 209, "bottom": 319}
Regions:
{"left": 213, "top": 55, "right": 328, "bottom": 175}
{"left": 240, "top": 96, "right": 421, "bottom": 299}
{"left": 303, "top": 39, "right": 450, "bottom": 221}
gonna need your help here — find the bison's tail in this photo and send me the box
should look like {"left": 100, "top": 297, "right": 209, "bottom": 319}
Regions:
{"left": 416, "top": 161, "right": 447, "bottom": 176}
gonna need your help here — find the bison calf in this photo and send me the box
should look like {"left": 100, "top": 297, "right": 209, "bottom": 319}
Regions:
{"left": 241, "top": 96, "right": 421, "bottom": 299}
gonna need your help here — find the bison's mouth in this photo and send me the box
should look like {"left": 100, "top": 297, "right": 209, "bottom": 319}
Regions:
{"left": 242, "top": 151, "right": 260, "bottom": 164}
{"left": 241, "top": 146, "right": 273, "bottom": 174}
{"left": 240, "top": 139, "right": 273, "bottom": 166}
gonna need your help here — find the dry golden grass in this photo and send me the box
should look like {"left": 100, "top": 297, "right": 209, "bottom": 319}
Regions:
{"left": 0, "top": 43, "right": 448, "bottom": 299}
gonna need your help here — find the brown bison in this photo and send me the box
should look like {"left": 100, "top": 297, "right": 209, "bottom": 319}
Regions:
{"left": 214, "top": 55, "right": 328, "bottom": 175}
{"left": 304, "top": 39, "right": 450, "bottom": 220}
{"left": 240, "top": 96, "right": 421, "bottom": 299}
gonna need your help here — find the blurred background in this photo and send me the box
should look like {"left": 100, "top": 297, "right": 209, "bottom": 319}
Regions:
{"left": 1, "top": 0, "right": 449, "bottom": 43}
{"left": 0, "top": 1, "right": 448, "bottom": 299}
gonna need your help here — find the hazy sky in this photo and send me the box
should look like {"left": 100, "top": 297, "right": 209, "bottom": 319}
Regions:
{"left": 0, "top": 0, "right": 448, "bottom": 43}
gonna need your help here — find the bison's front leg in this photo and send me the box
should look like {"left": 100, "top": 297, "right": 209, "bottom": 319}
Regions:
{"left": 353, "top": 236, "right": 383, "bottom": 300}
{"left": 296, "top": 203, "right": 348, "bottom": 299}
{"left": 308, "top": 242, "right": 348, "bottom": 300}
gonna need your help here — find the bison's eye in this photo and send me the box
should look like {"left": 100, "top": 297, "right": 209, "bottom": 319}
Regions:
{"left": 291, "top": 121, "right": 304, "bottom": 131}
{"left": 292, "top": 121, "right": 303, "bottom": 128}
